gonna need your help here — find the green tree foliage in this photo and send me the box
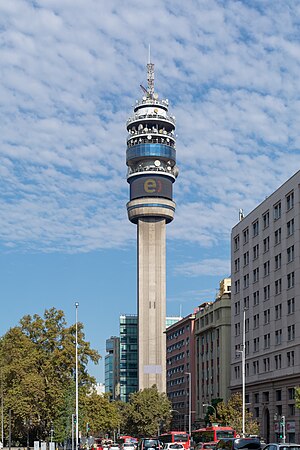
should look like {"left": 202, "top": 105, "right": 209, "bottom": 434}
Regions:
{"left": 295, "top": 387, "right": 300, "bottom": 410}
{"left": 216, "top": 392, "right": 259, "bottom": 436}
{"left": 123, "top": 386, "right": 172, "bottom": 437}
{"left": 0, "top": 308, "right": 100, "bottom": 444}
{"left": 81, "top": 392, "right": 120, "bottom": 436}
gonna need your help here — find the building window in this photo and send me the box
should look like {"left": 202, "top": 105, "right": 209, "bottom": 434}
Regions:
{"left": 287, "top": 298, "right": 295, "bottom": 315}
{"left": 253, "top": 220, "right": 259, "bottom": 237}
{"left": 263, "top": 358, "right": 270, "bottom": 372}
{"left": 264, "top": 333, "right": 270, "bottom": 349}
{"left": 275, "top": 304, "right": 282, "bottom": 320}
{"left": 243, "top": 274, "right": 249, "bottom": 289}
{"left": 244, "top": 296, "right": 249, "bottom": 309}
{"left": 253, "top": 244, "right": 259, "bottom": 260}
{"left": 262, "top": 237, "right": 269, "bottom": 253}
{"left": 243, "top": 227, "right": 249, "bottom": 244}
{"left": 243, "top": 251, "right": 249, "bottom": 266}
{"left": 235, "top": 301, "right": 240, "bottom": 315}
{"left": 275, "top": 329, "right": 282, "bottom": 345}
{"left": 275, "top": 253, "right": 281, "bottom": 270}
{"left": 286, "top": 191, "right": 294, "bottom": 210}
{"left": 245, "top": 318, "right": 249, "bottom": 332}
{"left": 274, "top": 202, "right": 281, "bottom": 220}
{"left": 253, "top": 290, "right": 260, "bottom": 306}
{"left": 254, "top": 314, "right": 260, "bottom": 328}
{"left": 254, "top": 337, "right": 259, "bottom": 352}
{"left": 234, "top": 279, "right": 240, "bottom": 294}
{"left": 235, "top": 323, "right": 241, "bottom": 336}
{"left": 287, "top": 245, "right": 294, "bottom": 263}
{"left": 253, "top": 360, "right": 259, "bottom": 375}
{"left": 246, "top": 363, "right": 249, "bottom": 377}
{"left": 289, "top": 404, "right": 295, "bottom": 416}
{"left": 287, "top": 219, "right": 295, "bottom": 237}
{"left": 245, "top": 341, "right": 249, "bottom": 355}
{"left": 234, "top": 365, "right": 240, "bottom": 379}
{"left": 276, "top": 390, "right": 282, "bottom": 401}
{"left": 276, "top": 405, "right": 282, "bottom": 415}
{"left": 275, "top": 354, "right": 282, "bottom": 369}
{"left": 287, "top": 351, "right": 295, "bottom": 367}
{"left": 254, "top": 407, "right": 259, "bottom": 418}
{"left": 235, "top": 258, "right": 240, "bottom": 272}
{"left": 263, "top": 211, "right": 270, "bottom": 229}
{"left": 287, "top": 272, "right": 295, "bottom": 289}
{"left": 275, "top": 278, "right": 282, "bottom": 295}
{"left": 264, "top": 285, "right": 270, "bottom": 300}
{"left": 288, "top": 324, "right": 295, "bottom": 341}
{"left": 234, "top": 235, "right": 240, "bottom": 251}
{"left": 264, "top": 309, "right": 270, "bottom": 324}
{"left": 253, "top": 267, "right": 259, "bottom": 283}
{"left": 254, "top": 393, "right": 259, "bottom": 403}
{"left": 275, "top": 228, "right": 281, "bottom": 245}
{"left": 263, "top": 260, "right": 270, "bottom": 277}
{"left": 288, "top": 388, "right": 295, "bottom": 400}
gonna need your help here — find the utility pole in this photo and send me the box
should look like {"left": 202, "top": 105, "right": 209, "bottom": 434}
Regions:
{"left": 1, "top": 371, "right": 4, "bottom": 446}
{"left": 8, "top": 409, "right": 11, "bottom": 450}
{"left": 72, "top": 414, "right": 74, "bottom": 450}
{"left": 75, "top": 302, "right": 79, "bottom": 450}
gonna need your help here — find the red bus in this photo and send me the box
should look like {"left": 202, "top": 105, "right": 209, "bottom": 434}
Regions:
{"left": 191, "top": 427, "right": 236, "bottom": 445}
{"left": 158, "top": 432, "right": 190, "bottom": 449}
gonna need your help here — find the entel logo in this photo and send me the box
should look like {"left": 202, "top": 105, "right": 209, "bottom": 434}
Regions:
{"left": 144, "top": 178, "right": 162, "bottom": 194}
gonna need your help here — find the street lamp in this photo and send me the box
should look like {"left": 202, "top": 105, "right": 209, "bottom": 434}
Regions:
{"left": 236, "top": 308, "right": 247, "bottom": 438}
{"left": 75, "top": 302, "right": 79, "bottom": 450}
{"left": 185, "top": 372, "right": 191, "bottom": 436}
{"left": 203, "top": 404, "right": 216, "bottom": 419}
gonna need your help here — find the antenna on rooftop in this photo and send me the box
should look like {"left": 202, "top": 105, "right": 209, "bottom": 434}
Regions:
{"left": 239, "top": 208, "right": 244, "bottom": 221}
{"left": 147, "top": 44, "right": 154, "bottom": 98}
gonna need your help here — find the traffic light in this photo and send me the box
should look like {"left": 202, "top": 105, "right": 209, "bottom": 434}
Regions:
{"left": 279, "top": 415, "right": 285, "bottom": 440}
{"left": 86, "top": 422, "right": 90, "bottom": 434}
{"left": 73, "top": 415, "right": 77, "bottom": 424}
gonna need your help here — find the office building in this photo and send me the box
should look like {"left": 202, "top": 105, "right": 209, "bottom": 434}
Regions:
{"left": 166, "top": 313, "right": 197, "bottom": 431}
{"left": 105, "top": 336, "right": 120, "bottom": 400}
{"left": 126, "top": 57, "right": 179, "bottom": 392}
{"left": 119, "top": 315, "right": 138, "bottom": 402}
{"left": 194, "top": 278, "right": 232, "bottom": 425}
{"left": 231, "top": 170, "right": 300, "bottom": 443}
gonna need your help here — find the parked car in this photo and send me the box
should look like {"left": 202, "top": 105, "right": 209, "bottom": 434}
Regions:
{"left": 215, "top": 438, "right": 261, "bottom": 450}
{"left": 122, "top": 444, "right": 136, "bottom": 450}
{"left": 163, "top": 444, "right": 185, "bottom": 450}
{"left": 137, "top": 439, "right": 161, "bottom": 450}
{"left": 195, "top": 443, "right": 216, "bottom": 450}
{"left": 263, "top": 445, "right": 300, "bottom": 450}
{"left": 110, "top": 444, "right": 120, "bottom": 450}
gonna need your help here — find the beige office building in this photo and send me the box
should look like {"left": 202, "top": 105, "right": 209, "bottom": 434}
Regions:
{"left": 195, "top": 278, "right": 232, "bottom": 425}
{"left": 231, "top": 170, "right": 300, "bottom": 443}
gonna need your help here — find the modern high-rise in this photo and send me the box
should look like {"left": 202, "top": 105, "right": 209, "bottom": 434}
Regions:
{"left": 231, "top": 170, "right": 300, "bottom": 443}
{"left": 126, "top": 57, "right": 179, "bottom": 392}
{"left": 119, "top": 315, "right": 138, "bottom": 402}
{"left": 194, "top": 278, "right": 231, "bottom": 425}
{"left": 105, "top": 336, "right": 120, "bottom": 400}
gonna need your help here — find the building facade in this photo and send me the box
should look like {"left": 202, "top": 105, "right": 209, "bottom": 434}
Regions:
{"left": 119, "top": 315, "right": 138, "bottom": 402}
{"left": 126, "top": 58, "right": 179, "bottom": 392}
{"left": 231, "top": 170, "right": 300, "bottom": 443}
{"left": 105, "top": 336, "right": 120, "bottom": 400}
{"left": 166, "top": 314, "right": 196, "bottom": 431}
{"left": 194, "top": 279, "right": 232, "bottom": 426}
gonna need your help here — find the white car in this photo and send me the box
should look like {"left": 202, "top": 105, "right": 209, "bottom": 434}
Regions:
{"left": 163, "top": 444, "right": 185, "bottom": 450}
{"left": 122, "top": 444, "right": 136, "bottom": 450}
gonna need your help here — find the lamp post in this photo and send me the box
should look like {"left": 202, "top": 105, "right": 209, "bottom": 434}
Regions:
{"left": 203, "top": 404, "right": 216, "bottom": 420}
{"left": 75, "top": 302, "right": 79, "bottom": 450}
{"left": 185, "top": 372, "right": 191, "bottom": 437}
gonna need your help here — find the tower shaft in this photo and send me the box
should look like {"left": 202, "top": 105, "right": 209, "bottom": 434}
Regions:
{"left": 137, "top": 217, "right": 166, "bottom": 392}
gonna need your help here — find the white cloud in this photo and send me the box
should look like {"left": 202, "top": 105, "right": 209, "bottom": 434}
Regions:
{"left": 174, "top": 258, "right": 230, "bottom": 277}
{"left": 0, "top": 0, "right": 299, "bottom": 254}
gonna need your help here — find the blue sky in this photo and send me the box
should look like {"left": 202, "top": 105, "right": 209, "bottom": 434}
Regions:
{"left": 1, "top": 0, "right": 300, "bottom": 382}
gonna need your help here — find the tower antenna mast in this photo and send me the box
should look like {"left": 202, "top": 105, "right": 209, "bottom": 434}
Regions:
{"left": 147, "top": 44, "right": 154, "bottom": 98}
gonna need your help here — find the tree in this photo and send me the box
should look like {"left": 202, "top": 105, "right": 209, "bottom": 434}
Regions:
{"left": 0, "top": 308, "right": 100, "bottom": 444}
{"left": 295, "top": 387, "right": 300, "bottom": 410}
{"left": 81, "top": 392, "right": 120, "bottom": 436}
{"left": 216, "top": 392, "right": 259, "bottom": 435}
{"left": 123, "top": 386, "right": 172, "bottom": 437}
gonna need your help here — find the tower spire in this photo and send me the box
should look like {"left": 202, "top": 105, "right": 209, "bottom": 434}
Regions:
{"left": 147, "top": 44, "right": 154, "bottom": 98}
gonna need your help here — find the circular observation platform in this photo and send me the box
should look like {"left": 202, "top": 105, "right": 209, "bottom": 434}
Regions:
{"left": 127, "top": 197, "right": 176, "bottom": 224}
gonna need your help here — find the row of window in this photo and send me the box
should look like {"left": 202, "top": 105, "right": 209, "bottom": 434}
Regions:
{"left": 235, "top": 297, "right": 295, "bottom": 317}
{"left": 234, "top": 350, "right": 295, "bottom": 378}
{"left": 234, "top": 244, "right": 295, "bottom": 272}
{"left": 235, "top": 327, "right": 295, "bottom": 356}
{"left": 234, "top": 191, "right": 294, "bottom": 250}
{"left": 167, "top": 325, "right": 190, "bottom": 340}
{"left": 167, "top": 339, "right": 186, "bottom": 353}
{"left": 234, "top": 271, "right": 295, "bottom": 293}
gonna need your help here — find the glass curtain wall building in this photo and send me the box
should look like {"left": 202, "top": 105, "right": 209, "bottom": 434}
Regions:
{"left": 105, "top": 336, "right": 120, "bottom": 400}
{"left": 120, "top": 315, "right": 138, "bottom": 402}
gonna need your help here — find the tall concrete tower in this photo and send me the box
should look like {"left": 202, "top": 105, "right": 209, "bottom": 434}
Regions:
{"left": 126, "top": 55, "right": 179, "bottom": 392}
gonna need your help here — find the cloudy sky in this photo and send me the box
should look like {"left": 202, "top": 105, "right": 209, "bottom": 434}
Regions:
{"left": 1, "top": 0, "right": 299, "bottom": 381}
